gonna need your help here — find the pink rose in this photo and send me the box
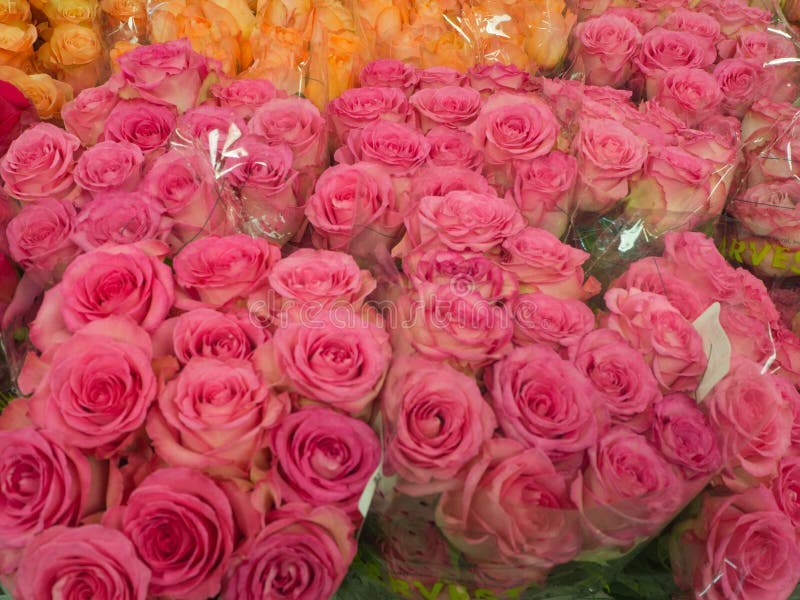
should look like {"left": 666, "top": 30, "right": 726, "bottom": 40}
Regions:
{"left": 572, "top": 329, "right": 661, "bottom": 432}
{"left": 254, "top": 312, "right": 390, "bottom": 415}
{"left": 147, "top": 357, "right": 288, "bottom": 475}
{"left": 773, "top": 457, "right": 800, "bottom": 528}
{"left": 652, "top": 393, "right": 721, "bottom": 477}
{"left": 653, "top": 67, "right": 722, "bottom": 127}
{"left": 0, "top": 428, "right": 97, "bottom": 571}
{"left": 305, "top": 162, "right": 401, "bottom": 253}
{"left": 210, "top": 78, "right": 277, "bottom": 121}
{"left": 360, "top": 59, "right": 419, "bottom": 91}
{"left": 698, "top": 0, "right": 771, "bottom": 37}
{"left": 662, "top": 8, "right": 721, "bottom": 45}
{"left": 72, "top": 191, "right": 170, "bottom": 251}
{"left": 407, "top": 166, "right": 492, "bottom": 207}
{"left": 573, "top": 15, "right": 642, "bottom": 88}
{"left": 338, "top": 120, "right": 430, "bottom": 176}
{"left": 381, "top": 356, "right": 496, "bottom": 494}
{"left": 23, "top": 317, "right": 157, "bottom": 455}
{"left": 509, "top": 292, "right": 595, "bottom": 348}
{"left": 416, "top": 66, "right": 467, "bottom": 89}
{"left": 409, "top": 85, "right": 482, "bottom": 132}
{"left": 327, "top": 86, "right": 411, "bottom": 144}
{"left": 397, "top": 284, "right": 513, "bottom": 369}
{"left": 603, "top": 288, "right": 707, "bottom": 392}
{"left": 499, "top": 227, "right": 600, "bottom": 300}
{"left": 14, "top": 525, "right": 150, "bottom": 600}
{"left": 707, "top": 358, "right": 792, "bottom": 490}
{"left": 268, "top": 406, "right": 380, "bottom": 515}
{"left": 223, "top": 504, "right": 356, "bottom": 600}
{"left": 636, "top": 28, "right": 716, "bottom": 86}
{"left": 117, "top": 38, "right": 213, "bottom": 112}
{"left": 173, "top": 234, "right": 280, "bottom": 310}
{"left": 719, "top": 304, "right": 774, "bottom": 363}
{"left": 713, "top": 58, "right": 765, "bottom": 118}
{"left": 249, "top": 97, "right": 327, "bottom": 170}
{"left": 104, "top": 468, "right": 234, "bottom": 600}
{"left": 104, "top": 99, "right": 177, "bottom": 156}
{"left": 572, "top": 428, "right": 682, "bottom": 545}
{"left": 6, "top": 197, "right": 80, "bottom": 273}
{"left": 403, "top": 248, "right": 518, "bottom": 303}
{"left": 61, "top": 81, "right": 120, "bottom": 146}
{"left": 574, "top": 118, "right": 647, "bottom": 212}
{"left": 396, "top": 189, "right": 524, "bottom": 255}
{"left": 734, "top": 31, "right": 797, "bottom": 101}
{"left": 468, "top": 64, "right": 531, "bottom": 94}
{"left": 0, "top": 123, "right": 80, "bottom": 202}
{"left": 73, "top": 141, "right": 144, "bottom": 195}
{"left": 662, "top": 231, "right": 743, "bottom": 303}
{"left": 729, "top": 181, "right": 800, "bottom": 245}
{"left": 268, "top": 249, "right": 376, "bottom": 309}
{"left": 425, "top": 126, "right": 484, "bottom": 171}
{"left": 487, "top": 345, "right": 601, "bottom": 468}
{"left": 436, "top": 438, "right": 581, "bottom": 576}
{"left": 605, "top": 7, "right": 659, "bottom": 33}
{"left": 175, "top": 105, "right": 247, "bottom": 152}
{"left": 467, "top": 93, "right": 558, "bottom": 165}
{"left": 513, "top": 151, "right": 577, "bottom": 235}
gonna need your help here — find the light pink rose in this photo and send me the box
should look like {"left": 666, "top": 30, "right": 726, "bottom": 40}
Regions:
{"left": 662, "top": 8, "right": 721, "bottom": 44}
{"left": 23, "top": 317, "right": 157, "bottom": 455}
{"left": 6, "top": 197, "right": 80, "bottom": 273}
{"left": 572, "top": 428, "right": 683, "bottom": 546}
{"left": 425, "top": 126, "right": 484, "bottom": 171}
{"left": 0, "top": 428, "right": 99, "bottom": 573}
{"left": 103, "top": 468, "right": 234, "bottom": 600}
{"left": 719, "top": 304, "right": 774, "bottom": 363}
{"left": 0, "top": 123, "right": 80, "bottom": 202}
{"left": 713, "top": 58, "right": 765, "bottom": 118}
{"left": 210, "top": 78, "right": 277, "bottom": 121}
{"left": 573, "top": 15, "right": 641, "bottom": 88}
{"left": 173, "top": 234, "right": 280, "bottom": 310}
{"left": 636, "top": 28, "right": 716, "bottom": 86}
{"left": 436, "top": 438, "right": 581, "bottom": 576}
{"left": 416, "top": 66, "right": 467, "bottom": 89}
{"left": 698, "top": 0, "right": 771, "bottom": 37}
{"left": 407, "top": 166, "right": 492, "bottom": 207}
{"left": 381, "top": 356, "right": 496, "bottom": 494}
{"left": 605, "top": 7, "right": 659, "bottom": 33}
{"left": 410, "top": 85, "right": 482, "bottom": 132}
{"left": 729, "top": 181, "right": 800, "bottom": 246}
{"left": 268, "top": 406, "right": 380, "bottom": 516}
{"left": 499, "top": 227, "right": 600, "bottom": 300}
{"left": 72, "top": 191, "right": 170, "bottom": 251}
{"left": 487, "top": 344, "right": 601, "bottom": 468}
{"left": 468, "top": 64, "right": 531, "bottom": 94}
{"left": 338, "top": 120, "right": 430, "bottom": 176}
{"left": 254, "top": 311, "right": 390, "bottom": 415}
{"left": 662, "top": 231, "right": 743, "bottom": 303}
{"left": 14, "top": 525, "right": 150, "bottom": 600}
{"left": 223, "top": 504, "right": 356, "bottom": 600}
{"left": 467, "top": 93, "right": 558, "bottom": 165}
{"left": 360, "top": 59, "right": 419, "bottom": 91}
{"left": 147, "top": 357, "right": 288, "bottom": 475}
{"left": 603, "top": 288, "right": 707, "bottom": 392}
{"left": 117, "top": 38, "right": 213, "bottom": 112}
{"left": 327, "top": 86, "right": 411, "bottom": 144}
{"left": 513, "top": 151, "right": 577, "bottom": 235}
{"left": 654, "top": 67, "right": 722, "bottom": 127}
{"left": 623, "top": 99, "right": 685, "bottom": 146}
{"left": 61, "top": 80, "right": 120, "bottom": 146}
{"left": 652, "top": 393, "right": 720, "bottom": 477}
{"left": 574, "top": 118, "right": 647, "bottom": 213}
{"left": 699, "top": 114, "right": 742, "bottom": 149}
{"left": 571, "top": 329, "right": 661, "bottom": 432}
{"left": 509, "top": 292, "right": 595, "bottom": 348}
{"left": 773, "top": 456, "right": 800, "bottom": 528}
{"left": 734, "top": 31, "right": 797, "bottom": 101}
{"left": 175, "top": 105, "right": 247, "bottom": 152}
{"left": 741, "top": 99, "right": 800, "bottom": 185}
{"left": 73, "top": 141, "right": 144, "bottom": 195}
{"left": 249, "top": 97, "right": 327, "bottom": 170}
{"left": 104, "top": 99, "right": 177, "bottom": 156}
{"left": 707, "top": 358, "right": 792, "bottom": 491}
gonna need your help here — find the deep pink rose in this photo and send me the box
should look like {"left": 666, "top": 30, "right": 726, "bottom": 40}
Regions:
{"left": 61, "top": 81, "right": 120, "bottom": 146}
{"left": 23, "top": 317, "right": 157, "bottom": 455}
{"left": 222, "top": 504, "right": 356, "bottom": 600}
{"left": 268, "top": 406, "right": 380, "bottom": 516}
{"left": 654, "top": 67, "right": 722, "bottom": 127}
{"left": 254, "top": 312, "right": 390, "bottom": 415}
{"left": 117, "top": 38, "right": 213, "bottom": 112}
{"left": 175, "top": 105, "right": 247, "bottom": 152}
{"left": 249, "top": 97, "right": 327, "bottom": 170}
{"left": 339, "top": 119, "right": 430, "bottom": 176}
{"left": 467, "top": 93, "right": 558, "bottom": 165}
{"left": 636, "top": 28, "right": 716, "bottom": 86}
{"left": 573, "top": 15, "right": 642, "bottom": 88}
{"left": 147, "top": 357, "right": 288, "bottom": 475}
{"left": 499, "top": 227, "right": 600, "bottom": 300}
{"left": 173, "top": 234, "right": 280, "bottom": 310}
{"left": 14, "top": 525, "right": 150, "bottom": 600}
{"left": 571, "top": 329, "right": 661, "bottom": 432}
{"left": 381, "top": 356, "right": 496, "bottom": 494}
{"left": 104, "top": 99, "right": 177, "bottom": 155}
{"left": 210, "top": 78, "right": 277, "bottom": 121}
{"left": 0, "top": 123, "right": 80, "bottom": 202}
{"left": 410, "top": 85, "right": 481, "bottom": 132}
{"left": 714, "top": 58, "right": 765, "bottom": 118}
{"left": 436, "top": 438, "right": 581, "bottom": 575}
{"left": 509, "top": 292, "right": 595, "bottom": 348}
{"left": 513, "top": 151, "right": 577, "bottom": 235}
{"left": 487, "top": 345, "right": 601, "bottom": 468}
{"left": 0, "top": 80, "right": 37, "bottom": 158}
{"left": 652, "top": 393, "right": 721, "bottom": 477}
{"left": 72, "top": 191, "right": 170, "bottom": 251}
{"left": 572, "top": 428, "right": 682, "bottom": 545}
{"left": 104, "top": 468, "right": 234, "bottom": 600}
{"left": 662, "top": 231, "right": 743, "bottom": 303}
{"left": 425, "top": 126, "right": 484, "bottom": 171}
{"left": 6, "top": 197, "right": 80, "bottom": 273}
{"left": 327, "top": 86, "right": 411, "bottom": 144}
{"left": 416, "top": 66, "right": 467, "bottom": 89}
{"left": 73, "top": 141, "right": 144, "bottom": 195}
{"left": 360, "top": 59, "right": 419, "bottom": 91}
{"left": 468, "top": 64, "right": 531, "bottom": 94}
{"left": 603, "top": 288, "right": 707, "bottom": 392}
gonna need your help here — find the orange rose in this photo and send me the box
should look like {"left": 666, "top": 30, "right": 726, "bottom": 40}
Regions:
{"left": 390, "top": 23, "right": 474, "bottom": 71}
{"left": 523, "top": 0, "right": 575, "bottom": 70}
{"left": 322, "top": 30, "right": 362, "bottom": 103}
{"left": 0, "top": 23, "right": 37, "bottom": 69}
{"left": 0, "top": 66, "right": 73, "bottom": 119}
{"left": 43, "top": 0, "right": 98, "bottom": 25}
{"left": 257, "top": 0, "right": 312, "bottom": 29}
{"left": 109, "top": 39, "right": 139, "bottom": 70}
{"left": 312, "top": 0, "right": 355, "bottom": 33}
{"left": 352, "top": 0, "right": 409, "bottom": 57}
{"left": 100, "top": 0, "right": 146, "bottom": 42}
{"left": 0, "top": 0, "right": 31, "bottom": 24}
{"left": 48, "top": 23, "right": 102, "bottom": 66}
